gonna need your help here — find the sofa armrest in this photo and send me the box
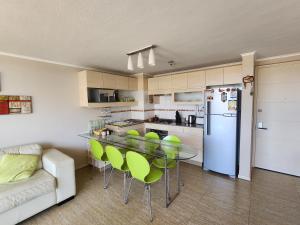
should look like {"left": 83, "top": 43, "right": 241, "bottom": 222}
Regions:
{"left": 42, "top": 148, "right": 76, "bottom": 203}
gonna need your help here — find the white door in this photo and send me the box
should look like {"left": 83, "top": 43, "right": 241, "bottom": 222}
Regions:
{"left": 255, "top": 61, "right": 300, "bottom": 176}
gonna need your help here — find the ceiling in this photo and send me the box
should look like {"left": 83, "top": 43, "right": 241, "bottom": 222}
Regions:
{"left": 0, "top": 0, "right": 300, "bottom": 75}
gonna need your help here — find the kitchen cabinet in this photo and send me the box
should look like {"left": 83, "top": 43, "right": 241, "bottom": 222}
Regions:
{"left": 78, "top": 70, "right": 103, "bottom": 88}
{"left": 128, "top": 77, "right": 138, "bottom": 90}
{"left": 102, "top": 73, "right": 117, "bottom": 89}
{"left": 158, "top": 76, "right": 172, "bottom": 90}
{"left": 148, "top": 77, "right": 159, "bottom": 92}
{"left": 223, "top": 65, "right": 242, "bottom": 84}
{"left": 78, "top": 70, "right": 138, "bottom": 107}
{"left": 117, "top": 75, "right": 129, "bottom": 90}
{"left": 205, "top": 68, "right": 224, "bottom": 86}
{"left": 172, "top": 73, "right": 187, "bottom": 90}
{"left": 187, "top": 70, "right": 205, "bottom": 89}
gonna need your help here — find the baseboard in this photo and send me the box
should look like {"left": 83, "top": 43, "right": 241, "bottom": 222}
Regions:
{"left": 75, "top": 163, "right": 89, "bottom": 170}
{"left": 238, "top": 175, "right": 251, "bottom": 181}
{"left": 185, "top": 159, "right": 202, "bottom": 167}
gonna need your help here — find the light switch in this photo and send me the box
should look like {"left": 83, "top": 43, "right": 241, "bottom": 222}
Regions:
{"left": 257, "top": 122, "right": 263, "bottom": 129}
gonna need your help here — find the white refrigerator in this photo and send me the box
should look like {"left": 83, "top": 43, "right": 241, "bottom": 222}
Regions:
{"left": 203, "top": 86, "right": 241, "bottom": 177}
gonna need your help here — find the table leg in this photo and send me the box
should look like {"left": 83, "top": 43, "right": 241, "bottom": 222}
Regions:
{"left": 176, "top": 159, "right": 180, "bottom": 193}
{"left": 164, "top": 156, "right": 168, "bottom": 208}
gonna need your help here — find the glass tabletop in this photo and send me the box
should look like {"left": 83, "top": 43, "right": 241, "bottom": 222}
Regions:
{"left": 79, "top": 133, "right": 198, "bottom": 160}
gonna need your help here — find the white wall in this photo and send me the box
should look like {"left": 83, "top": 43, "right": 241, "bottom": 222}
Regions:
{"left": 0, "top": 55, "right": 104, "bottom": 168}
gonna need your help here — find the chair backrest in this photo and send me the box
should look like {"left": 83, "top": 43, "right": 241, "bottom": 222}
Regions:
{"left": 144, "top": 132, "right": 160, "bottom": 140}
{"left": 144, "top": 132, "right": 160, "bottom": 153}
{"left": 105, "top": 145, "right": 124, "bottom": 170}
{"left": 162, "top": 135, "right": 181, "bottom": 159}
{"left": 127, "top": 129, "right": 140, "bottom": 136}
{"left": 126, "top": 151, "right": 150, "bottom": 183}
{"left": 89, "top": 139, "right": 104, "bottom": 161}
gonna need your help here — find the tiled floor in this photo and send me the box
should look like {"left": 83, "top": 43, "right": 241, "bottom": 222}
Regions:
{"left": 22, "top": 163, "right": 300, "bottom": 225}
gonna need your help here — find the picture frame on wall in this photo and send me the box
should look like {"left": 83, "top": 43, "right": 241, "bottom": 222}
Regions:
{"left": 0, "top": 95, "right": 32, "bottom": 115}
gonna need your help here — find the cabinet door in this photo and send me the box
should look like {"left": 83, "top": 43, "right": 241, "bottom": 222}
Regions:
{"left": 223, "top": 65, "right": 242, "bottom": 84}
{"left": 158, "top": 76, "right": 172, "bottom": 90}
{"left": 128, "top": 77, "right": 138, "bottom": 90}
{"left": 205, "top": 68, "right": 224, "bottom": 86}
{"left": 148, "top": 78, "right": 159, "bottom": 91}
{"left": 86, "top": 71, "right": 103, "bottom": 88}
{"left": 172, "top": 73, "right": 187, "bottom": 90}
{"left": 183, "top": 127, "right": 203, "bottom": 163}
{"left": 117, "top": 76, "right": 129, "bottom": 90}
{"left": 187, "top": 70, "right": 205, "bottom": 89}
{"left": 102, "top": 73, "right": 117, "bottom": 89}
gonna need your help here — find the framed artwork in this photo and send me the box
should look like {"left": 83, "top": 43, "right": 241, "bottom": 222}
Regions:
{"left": 0, "top": 95, "right": 32, "bottom": 115}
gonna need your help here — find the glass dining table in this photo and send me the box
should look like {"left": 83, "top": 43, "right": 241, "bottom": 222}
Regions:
{"left": 79, "top": 132, "right": 198, "bottom": 207}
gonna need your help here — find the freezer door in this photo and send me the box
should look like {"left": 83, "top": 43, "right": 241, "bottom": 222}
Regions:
{"left": 205, "top": 87, "right": 239, "bottom": 115}
{"left": 204, "top": 114, "right": 237, "bottom": 176}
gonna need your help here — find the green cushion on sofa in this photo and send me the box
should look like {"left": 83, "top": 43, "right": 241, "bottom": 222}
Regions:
{"left": 0, "top": 154, "right": 39, "bottom": 184}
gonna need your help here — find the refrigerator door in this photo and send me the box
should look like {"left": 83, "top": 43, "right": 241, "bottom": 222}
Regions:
{"left": 205, "top": 87, "right": 238, "bottom": 115}
{"left": 204, "top": 113, "right": 237, "bottom": 176}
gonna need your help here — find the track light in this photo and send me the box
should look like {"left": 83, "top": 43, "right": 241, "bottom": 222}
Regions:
{"left": 148, "top": 48, "right": 155, "bottom": 66}
{"left": 127, "top": 55, "right": 133, "bottom": 70}
{"left": 137, "top": 52, "right": 144, "bottom": 69}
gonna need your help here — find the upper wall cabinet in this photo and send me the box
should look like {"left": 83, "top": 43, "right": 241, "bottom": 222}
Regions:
{"left": 205, "top": 68, "right": 224, "bottom": 86}
{"left": 117, "top": 75, "right": 129, "bottom": 90}
{"left": 128, "top": 77, "right": 138, "bottom": 90}
{"left": 187, "top": 70, "right": 205, "bottom": 89}
{"left": 84, "top": 71, "right": 103, "bottom": 88}
{"left": 158, "top": 76, "right": 172, "bottom": 90}
{"left": 223, "top": 65, "right": 242, "bottom": 84}
{"left": 172, "top": 73, "right": 187, "bottom": 90}
{"left": 148, "top": 77, "right": 159, "bottom": 92}
{"left": 102, "top": 73, "right": 117, "bottom": 89}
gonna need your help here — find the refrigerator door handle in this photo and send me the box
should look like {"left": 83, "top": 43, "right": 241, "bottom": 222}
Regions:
{"left": 207, "top": 101, "right": 211, "bottom": 135}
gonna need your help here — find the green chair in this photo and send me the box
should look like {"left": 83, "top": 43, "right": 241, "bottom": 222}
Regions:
{"left": 143, "top": 132, "right": 160, "bottom": 159}
{"left": 89, "top": 139, "right": 109, "bottom": 189}
{"left": 152, "top": 135, "right": 181, "bottom": 198}
{"left": 120, "top": 129, "right": 140, "bottom": 154}
{"left": 152, "top": 135, "right": 181, "bottom": 169}
{"left": 125, "top": 151, "right": 163, "bottom": 222}
{"left": 127, "top": 129, "right": 140, "bottom": 136}
{"left": 105, "top": 145, "right": 130, "bottom": 202}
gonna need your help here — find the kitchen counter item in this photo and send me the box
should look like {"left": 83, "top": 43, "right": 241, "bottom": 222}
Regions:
{"left": 187, "top": 115, "right": 196, "bottom": 124}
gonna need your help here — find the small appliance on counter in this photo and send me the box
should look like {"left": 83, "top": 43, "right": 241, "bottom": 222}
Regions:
{"left": 175, "top": 110, "right": 182, "bottom": 124}
{"left": 187, "top": 115, "right": 196, "bottom": 124}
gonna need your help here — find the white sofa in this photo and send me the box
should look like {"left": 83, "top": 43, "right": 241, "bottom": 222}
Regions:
{"left": 0, "top": 144, "right": 76, "bottom": 225}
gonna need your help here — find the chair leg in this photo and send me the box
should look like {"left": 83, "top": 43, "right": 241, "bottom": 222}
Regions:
{"left": 123, "top": 172, "right": 127, "bottom": 203}
{"left": 103, "top": 161, "right": 106, "bottom": 189}
{"left": 124, "top": 176, "right": 133, "bottom": 204}
{"left": 167, "top": 169, "right": 171, "bottom": 200}
{"left": 104, "top": 167, "right": 114, "bottom": 189}
{"left": 146, "top": 184, "right": 153, "bottom": 222}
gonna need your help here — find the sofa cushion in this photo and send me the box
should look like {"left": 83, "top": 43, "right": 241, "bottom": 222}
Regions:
{"left": 0, "top": 144, "right": 43, "bottom": 169}
{"left": 0, "top": 169, "right": 56, "bottom": 214}
{"left": 0, "top": 154, "right": 40, "bottom": 184}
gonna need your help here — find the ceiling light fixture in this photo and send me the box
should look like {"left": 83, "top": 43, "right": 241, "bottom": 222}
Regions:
{"left": 148, "top": 48, "right": 155, "bottom": 66}
{"left": 137, "top": 52, "right": 144, "bottom": 69}
{"left": 126, "top": 45, "right": 156, "bottom": 71}
{"left": 127, "top": 55, "right": 133, "bottom": 70}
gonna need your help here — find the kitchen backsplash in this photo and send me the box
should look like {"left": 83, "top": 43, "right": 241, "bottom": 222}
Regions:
{"left": 96, "top": 94, "right": 204, "bottom": 124}
{"left": 152, "top": 95, "right": 204, "bottom": 121}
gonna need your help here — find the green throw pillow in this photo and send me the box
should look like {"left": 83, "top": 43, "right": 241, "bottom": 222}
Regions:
{"left": 0, "top": 154, "right": 39, "bottom": 184}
